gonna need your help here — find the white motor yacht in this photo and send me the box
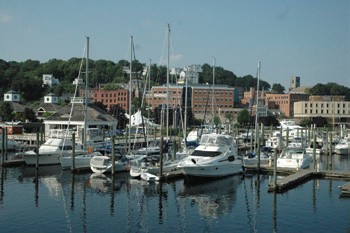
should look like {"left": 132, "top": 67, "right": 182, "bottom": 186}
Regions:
{"left": 277, "top": 147, "right": 312, "bottom": 169}
{"left": 177, "top": 133, "right": 242, "bottom": 178}
{"left": 23, "top": 137, "right": 84, "bottom": 166}
{"left": 334, "top": 137, "right": 350, "bottom": 155}
{"left": 60, "top": 150, "right": 103, "bottom": 170}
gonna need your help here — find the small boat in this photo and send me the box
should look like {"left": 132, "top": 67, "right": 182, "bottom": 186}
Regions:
{"left": 243, "top": 151, "right": 270, "bottom": 167}
{"left": 277, "top": 147, "right": 312, "bottom": 169}
{"left": 0, "top": 135, "right": 23, "bottom": 151}
{"left": 90, "top": 154, "right": 129, "bottom": 174}
{"left": 334, "top": 137, "right": 350, "bottom": 155}
{"left": 140, "top": 172, "right": 160, "bottom": 182}
{"left": 177, "top": 133, "right": 242, "bottom": 178}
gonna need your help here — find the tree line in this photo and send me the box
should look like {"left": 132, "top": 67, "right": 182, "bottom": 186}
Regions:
{"left": 0, "top": 58, "right": 280, "bottom": 103}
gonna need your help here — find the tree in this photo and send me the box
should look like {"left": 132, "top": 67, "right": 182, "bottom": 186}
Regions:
{"left": 0, "top": 102, "right": 14, "bottom": 121}
{"left": 259, "top": 115, "right": 279, "bottom": 126}
{"left": 236, "top": 108, "right": 250, "bottom": 126}
{"left": 271, "top": 83, "right": 285, "bottom": 93}
{"left": 214, "top": 115, "right": 221, "bottom": 132}
{"left": 14, "top": 108, "right": 38, "bottom": 122}
{"left": 108, "top": 104, "right": 128, "bottom": 129}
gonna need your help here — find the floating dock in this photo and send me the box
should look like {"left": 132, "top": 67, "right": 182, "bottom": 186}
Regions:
{"left": 243, "top": 165, "right": 350, "bottom": 193}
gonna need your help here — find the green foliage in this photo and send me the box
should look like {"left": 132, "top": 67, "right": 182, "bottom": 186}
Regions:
{"left": 214, "top": 115, "right": 221, "bottom": 127}
{"left": 310, "top": 83, "right": 350, "bottom": 100}
{"left": 108, "top": 104, "right": 128, "bottom": 129}
{"left": 258, "top": 115, "right": 279, "bottom": 126}
{"left": 0, "top": 102, "right": 14, "bottom": 121}
{"left": 237, "top": 108, "right": 250, "bottom": 126}
{"left": 103, "top": 83, "right": 121, "bottom": 90}
{"left": 271, "top": 83, "right": 285, "bottom": 93}
{"left": 14, "top": 107, "right": 38, "bottom": 122}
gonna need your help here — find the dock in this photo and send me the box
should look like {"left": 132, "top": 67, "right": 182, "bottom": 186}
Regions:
{"left": 243, "top": 165, "right": 350, "bottom": 193}
{"left": 267, "top": 169, "right": 315, "bottom": 192}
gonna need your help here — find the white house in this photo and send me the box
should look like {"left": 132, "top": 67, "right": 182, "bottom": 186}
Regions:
{"left": 43, "top": 74, "right": 59, "bottom": 87}
{"left": 4, "top": 90, "right": 20, "bottom": 102}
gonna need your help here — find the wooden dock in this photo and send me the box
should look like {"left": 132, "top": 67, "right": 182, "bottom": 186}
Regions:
{"left": 243, "top": 165, "right": 350, "bottom": 193}
{"left": 267, "top": 169, "right": 315, "bottom": 192}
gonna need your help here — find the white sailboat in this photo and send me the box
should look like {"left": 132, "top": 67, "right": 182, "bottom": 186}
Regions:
{"left": 243, "top": 61, "right": 271, "bottom": 167}
{"left": 59, "top": 36, "right": 105, "bottom": 170}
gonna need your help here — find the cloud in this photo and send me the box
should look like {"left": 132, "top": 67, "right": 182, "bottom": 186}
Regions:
{"left": 0, "top": 12, "right": 12, "bottom": 23}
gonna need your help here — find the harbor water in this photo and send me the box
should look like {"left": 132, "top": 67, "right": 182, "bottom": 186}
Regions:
{"left": 0, "top": 152, "right": 350, "bottom": 232}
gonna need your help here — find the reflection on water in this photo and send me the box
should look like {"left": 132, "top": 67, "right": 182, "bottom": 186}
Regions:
{"left": 178, "top": 176, "right": 243, "bottom": 219}
{"left": 0, "top": 152, "right": 350, "bottom": 232}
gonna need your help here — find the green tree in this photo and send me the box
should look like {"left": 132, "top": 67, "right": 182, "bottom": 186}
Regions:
{"left": 0, "top": 102, "right": 14, "bottom": 121}
{"left": 108, "top": 104, "right": 128, "bottom": 129}
{"left": 237, "top": 108, "right": 250, "bottom": 126}
{"left": 14, "top": 107, "right": 37, "bottom": 122}
{"left": 271, "top": 83, "right": 285, "bottom": 93}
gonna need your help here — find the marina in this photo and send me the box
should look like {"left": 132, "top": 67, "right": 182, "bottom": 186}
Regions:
{"left": 0, "top": 147, "right": 350, "bottom": 232}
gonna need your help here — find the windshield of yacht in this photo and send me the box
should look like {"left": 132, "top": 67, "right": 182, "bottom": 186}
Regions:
{"left": 191, "top": 150, "right": 222, "bottom": 157}
{"left": 200, "top": 135, "right": 232, "bottom": 146}
{"left": 282, "top": 148, "right": 304, "bottom": 157}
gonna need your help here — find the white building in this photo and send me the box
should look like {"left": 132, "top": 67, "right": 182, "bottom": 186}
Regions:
{"left": 4, "top": 90, "right": 20, "bottom": 102}
{"left": 43, "top": 74, "right": 59, "bottom": 87}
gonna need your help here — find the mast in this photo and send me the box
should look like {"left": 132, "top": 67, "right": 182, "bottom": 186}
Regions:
{"left": 128, "top": 36, "right": 133, "bottom": 153}
{"left": 83, "top": 36, "right": 89, "bottom": 149}
{"left": 166, "top": 24, "right": 170, "bottom": 141}
{"left": 212, "top": 57, "right": 216, "bottom": 131}
{"left": 184, "top": 68, "right": 188, "bottom": 148}
{"left": 147, "top": 59, "right": 151, "bottom": 147}
{"left": 254, "top": 61, "right": 261, "bottom": 151}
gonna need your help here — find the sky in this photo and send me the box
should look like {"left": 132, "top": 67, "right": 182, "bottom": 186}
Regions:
{"left": 0, "top": 0, "right": 349, "bottom": 90}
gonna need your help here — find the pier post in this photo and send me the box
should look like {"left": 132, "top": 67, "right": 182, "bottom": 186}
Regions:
{"left": 325, "top": 129, "right": 329, "bottom": 156}
{"left": 111, "top": 135, "right": 115, "bottom": 175}
{"left": 279, "top": 127, "right": 282, "bottom": 151}
{"left": 4, "top": 128, "right": 8, "bottom": 160}
{"left": 313, "top": 133, "right": 316, "bottom": 170}
{"left": 1, "top": 132, "right": 4, "bottom": 166}
{"left": 159, "top": 136, "right": 164, "bottom": 179}
{"left": 36, "top": 132, "right": 40, "bottom": 169}
{"left": 250, "top": 129, "right": 254, "bottom": 151}
{"left": 257, "top": 133, "right": 261, "bottom": 171}
{"left": 329, "top": 133, "right": 333, "bottom": 169}
{"left": 40, "top": 126, "right": 44, "bottom": 145}
{"left": 260, "top": 123, "right": 265, "bottom": 147}
{"left": 71, "top": 133, "right": 75, "bottom": 171}
{"left": 273, "top": 148, "right": 277, "bottom": 189}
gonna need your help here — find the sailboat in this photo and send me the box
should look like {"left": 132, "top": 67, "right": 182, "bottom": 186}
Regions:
{"left": 90, "top": 36, "right": 134, "bottom": 174}
{"left": 243, "top": 61, "right": 270, "bottom": 167}
{"left": 60, "top": 37, "right": 104, "bottom": 170}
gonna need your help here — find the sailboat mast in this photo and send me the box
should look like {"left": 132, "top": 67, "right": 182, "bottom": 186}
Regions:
{"left": 147, "top": 59, "right": 151, "bottom": 147}
{"left": 84, "top": 36, "right": 89, "bottom": 149}
{"left": 166, "top": 24, "right": 170, "bottom": 141}
{"left": 254, "top": 61, "right": 261, "bottom": 151}
{"left": 184, "top": 68, "right": 188, "bottom": 145}
{"left": 212, "top": 57, "right": 216, "bottom": 130}
{"left": 128, "top": 36, "right": 133, "bottom": 153}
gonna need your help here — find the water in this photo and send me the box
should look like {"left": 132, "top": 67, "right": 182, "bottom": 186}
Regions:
{"left": 0, "top": 153, "right": 350, "bottom": 233}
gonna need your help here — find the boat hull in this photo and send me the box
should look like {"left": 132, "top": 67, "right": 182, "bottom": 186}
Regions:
{"left": 90, "top": 156, "right": 128, "bottom": 174}
{"left": 180, "top": 162, "right": 242, "bottom": 178}
{"left": 23, "top": 151, "right": 61, "bottom": 165}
